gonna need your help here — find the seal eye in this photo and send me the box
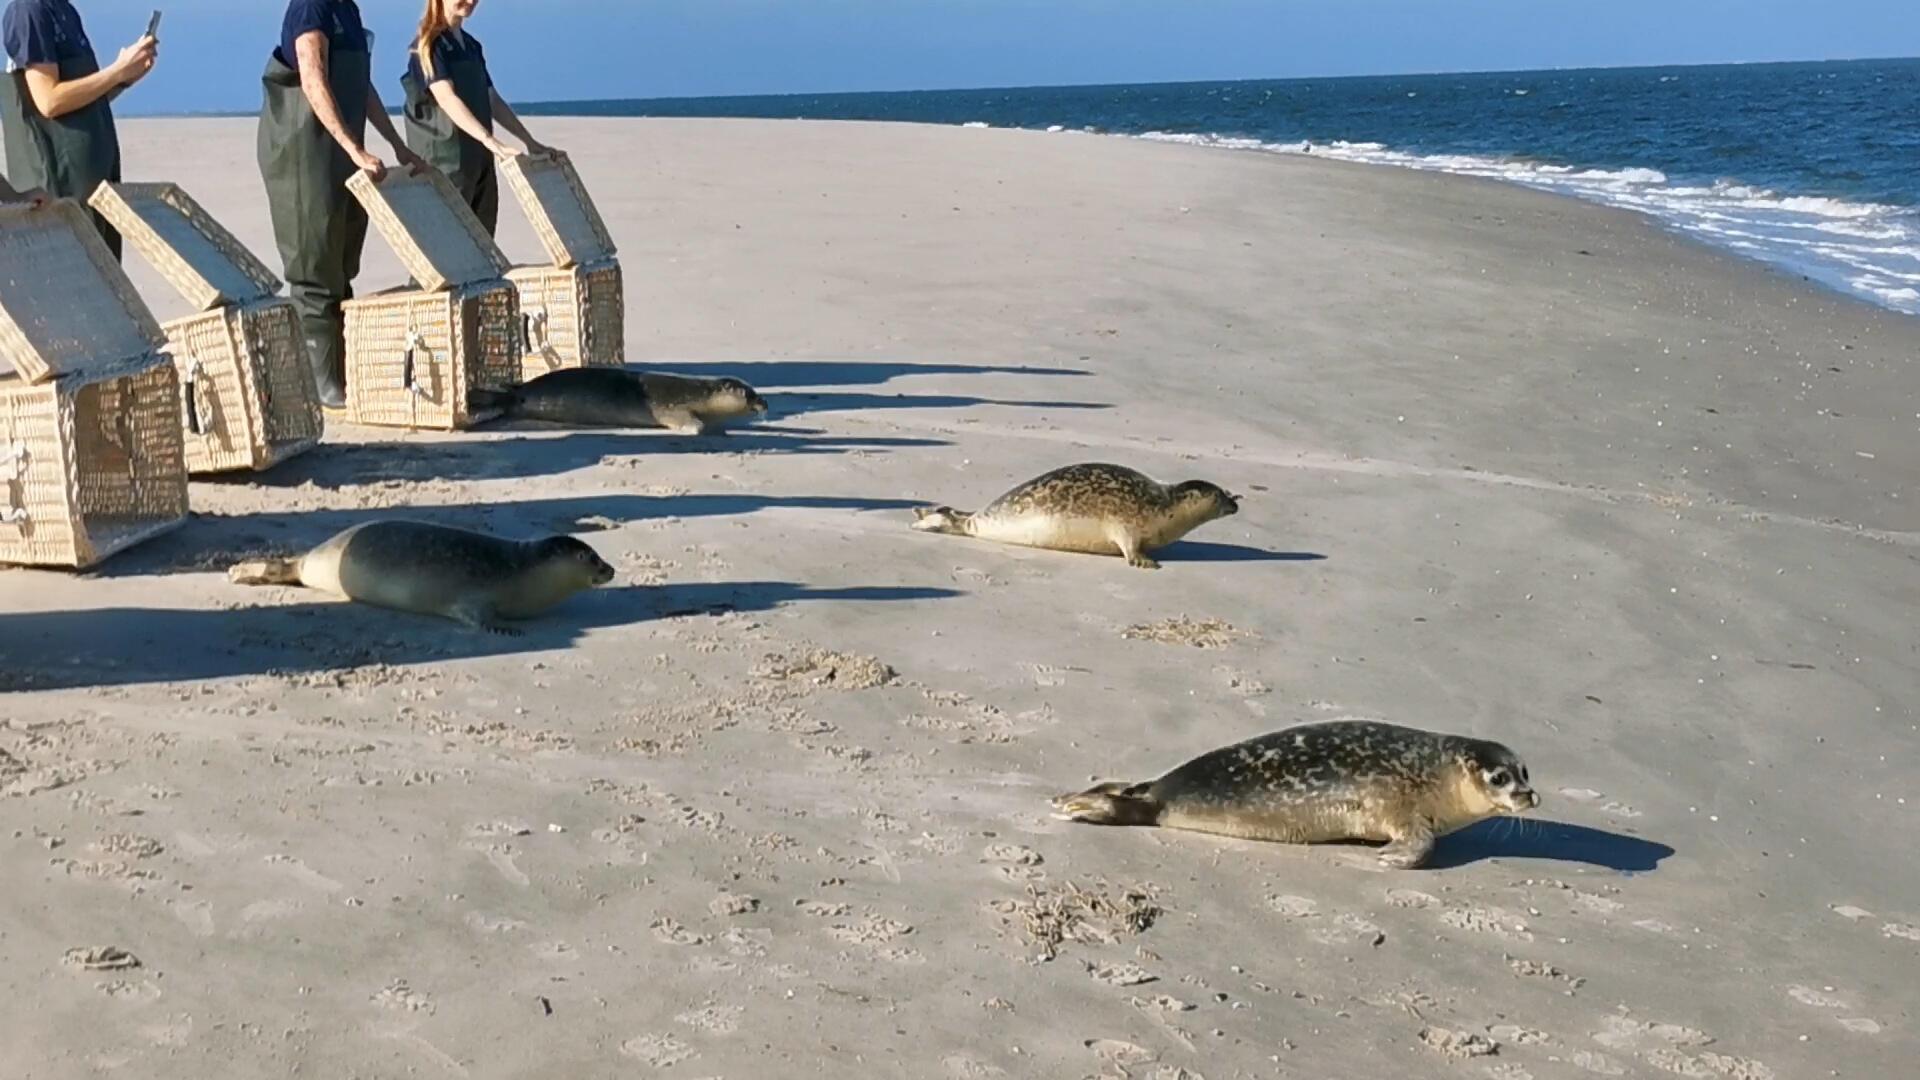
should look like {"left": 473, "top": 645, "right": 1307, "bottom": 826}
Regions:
{"left": 1486, "top": 768, "right": 1511, "bottom": 787}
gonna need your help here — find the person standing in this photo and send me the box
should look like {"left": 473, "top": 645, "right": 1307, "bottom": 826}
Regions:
{"left": 401, "top": 0, "right": 556, "bottom": 235}
{"left": 258, "top": 0, "right": 427, "bottom": 411}
{"left": 0, "top": 1, "right": 156, "bottom": 257}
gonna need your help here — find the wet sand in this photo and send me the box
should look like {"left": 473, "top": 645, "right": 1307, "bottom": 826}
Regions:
{"left": 2, "top": 117, "right": 1916, "bottom": 1077}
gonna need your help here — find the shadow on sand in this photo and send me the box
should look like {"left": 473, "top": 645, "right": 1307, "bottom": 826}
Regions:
{"left": 1428, "top": 818, "right": 1674, "bottom": 872}
{"left": 1158, "top": 541, "right": 1328, "bottom": 564}
{"left": 201, "top": 428, "right": 949, "bottom": 490}
{"left": 90, "top": 493, "right": 926, "bottom": 578}
{"left": 647, "top": 359, "right": 1091, "bottom": 389}
{"left": 776, "top": 390, "right": 1112, "bottom": 418}
{"left": 0, "top": 582, "right": 960, "bottom": 692}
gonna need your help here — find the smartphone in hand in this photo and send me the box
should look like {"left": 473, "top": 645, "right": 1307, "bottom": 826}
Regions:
{"left": 146, "top": 11, "right": 161, "bottom": 39}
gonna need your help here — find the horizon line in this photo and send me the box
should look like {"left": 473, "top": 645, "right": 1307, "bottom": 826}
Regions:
{"left": 114, "top": 54, "right": 1918, "bottom": 120}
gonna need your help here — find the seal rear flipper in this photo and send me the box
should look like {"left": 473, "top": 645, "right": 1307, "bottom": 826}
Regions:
{"left": 910, "top": 506, "right": 971, "bottom": 534}
{"left": 1050, "top": 781, "right": 1161, "bottom": 826}
{"left": 228, "top": 558, "right": 303, "bottom": 586}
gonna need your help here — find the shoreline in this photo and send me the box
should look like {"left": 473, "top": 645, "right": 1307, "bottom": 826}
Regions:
{"left": 104, "top": 104, "right": 1920, "bottom": 319}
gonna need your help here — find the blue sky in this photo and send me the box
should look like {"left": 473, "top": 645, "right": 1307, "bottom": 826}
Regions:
{"left": 67, "top": 0, "right": 1920, "bottom": 114}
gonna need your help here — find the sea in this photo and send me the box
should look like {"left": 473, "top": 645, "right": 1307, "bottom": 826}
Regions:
{"left": 525, "top": 59, "right": 1920, "bottom": 317}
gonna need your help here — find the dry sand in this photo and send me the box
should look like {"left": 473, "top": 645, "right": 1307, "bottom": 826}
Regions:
{"left": 2, "top": 118, "right": 1916, "bottom": 1078}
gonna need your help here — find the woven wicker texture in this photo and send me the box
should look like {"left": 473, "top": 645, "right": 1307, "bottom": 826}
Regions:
{"left": 0, "top": 357, "right": 187, "bottom": 567}
{"left": 89, "top": 182, "right": 282, "bottom": 311}
{"left": 0, "top": 200, "right": 169, "bottom": 384}
{"left": 506, "top": 258, "right": 625, "bottom": 380}
{"left": 348, "top": 169, "right": 510, "bottom": 291}
{"left": 500, "top": 153, "right": 617, "bottom": 268}
{"left": 343, "top": 281, "right": 519, "bottom": 430}
{"left": 163, "top": 299, "right": 321, "bottom": 473}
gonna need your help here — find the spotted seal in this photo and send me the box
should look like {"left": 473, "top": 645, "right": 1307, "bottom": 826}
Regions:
{"left": 470, "top": 368, "right": 768, "bottom": 433}
{"left": 227, "top": 520, "right": 615, "bottom": 635}
{"left": 911, "top": 463, "right": 1239, "bottom": 569}
{"left": 1052, "top": 720, "right": 1538, "bottom": 868}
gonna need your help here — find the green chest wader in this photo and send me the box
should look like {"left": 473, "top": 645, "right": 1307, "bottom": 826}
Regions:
{"left": 0, "top": 49, "right": 124, "bottom": 258}
{"left": 256, "top": 45, "right": 371, "bottom": 407}
{"left": 401, "top": 46, "right": 497, "bottom": 234}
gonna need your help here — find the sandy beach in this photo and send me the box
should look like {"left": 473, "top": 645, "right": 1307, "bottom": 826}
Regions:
{"left": 2, "top": 117, "right": 1916, "bottom": 1078}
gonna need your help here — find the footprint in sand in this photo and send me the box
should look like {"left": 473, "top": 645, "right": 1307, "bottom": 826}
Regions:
{"left": 1569, "top": 1050, "right": 1627, "bottom": 1075}
{"left": 263, "top": 854, "right": 343, "bottom": 894}
{"left": 620, "top": 1034, "right": 698, "bottom": 1068}
{"left": 1786, "top": 985, "right": 1846, "bottom": 1008}
{"left": 170, "top": 899, "right": 216, "bottom": 938}
{"left": 709, "top": 892, "right": 761, "bottom": 916}
{"left": 1091, "top": 962, "right": 1158, "bottom": 987}
{"left": 372, "top": 979, "right": 434, "bottom": 1014}
{"left": 651, "top": 917, "right": 708, "bottom": 946}
{"left": 676, "top": 1005, "right": 742, "bottom": 1034}
{"left": 942, "top": 1056, "right": 1009, "bottom": 1079}
{"left": 467, "top": 844, "right": 530, "bottom": 887}
{"left": 464, "top": 912, "right": 527, "bottom": 934}
{"left": 1085, "top": 1038, "right": 1155, "bottom": 1067}
{"left": 1883, "top": 922, "right": 1920, "bottom": 942}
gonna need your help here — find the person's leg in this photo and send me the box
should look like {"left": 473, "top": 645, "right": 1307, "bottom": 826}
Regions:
{"left": 285, "top": 207, "right": 352, "bottom": 410}
{"left": 472, "top": 162, "right": 500, "bottom": 236}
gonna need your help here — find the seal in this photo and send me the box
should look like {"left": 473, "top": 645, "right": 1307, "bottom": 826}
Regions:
{"left": 470, "top": 368, "right": 768, "bottom": 434}
{"left": 1051, "top": 720, "right": 1539, "bottom": 868}
{"left": 911, "top": 463, "right": 1239, "bottom": 569}
{"left": 227, "top": 520, "right": 616, "bottom": 635}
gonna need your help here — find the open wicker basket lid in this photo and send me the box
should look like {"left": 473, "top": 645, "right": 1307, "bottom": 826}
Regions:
{"left": 0, "top": 199, "right": 169, "bottom": 385}
{"left": 89, "top": 182, "right": 282, "bottom": 311}
{"left": 347, "top": 168, "right": 511, "bottom": 291}
{"left": 500, "top": 153, "right": 616, "bottom": 268}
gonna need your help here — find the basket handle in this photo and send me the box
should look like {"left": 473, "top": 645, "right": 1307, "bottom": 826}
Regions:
{"left": 0, "top": 441, "right": 27, "bottom": 527}
{"left": 114, "top": 410, "right": 139, "bottom": 492}
{"left": 522, "top": 309, "right": 550, "bottom": 354}
{"left": 402, "top": 330, "right": 429, "bottom": 397}
{"left": 182, "top": 361, "right": 213, "bottom": 437}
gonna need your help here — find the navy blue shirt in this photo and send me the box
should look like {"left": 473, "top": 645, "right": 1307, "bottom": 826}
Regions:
{"left": 405, "top": 28, "right": 492, "bottom": 89}
{"left": 276, "top": 0, "right": 367, "bottom": 72}
{"left": 3, "top": 0, "right": 95, "bottom": 72}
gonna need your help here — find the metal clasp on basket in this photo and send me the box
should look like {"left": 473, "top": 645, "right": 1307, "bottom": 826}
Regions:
{"left": 182, "top": 360, "right": 212, "bottom": 436}
{"left": 1, "top": 440, "right": 28, "bottom": 526}
{"left": 402, "top": 330, "right": 429, "bottom": 397}
{"left": 521, "top": 309, "right": 549, "bottom": 354}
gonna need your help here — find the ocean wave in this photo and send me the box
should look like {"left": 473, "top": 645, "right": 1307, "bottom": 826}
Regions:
{"left": 1109, "top": 127, "right": 1920, "bottom": 316}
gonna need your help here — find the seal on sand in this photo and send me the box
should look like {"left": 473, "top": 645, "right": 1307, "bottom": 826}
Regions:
{"left": 1051, "top": 720, "right": 1538, "bottom": 868}
{"left": 228, "top": 520, "right": 616, "bottom": 635}
{"left": 470, "top": 368, "right": 768, "bottom": 434}
{"left": 911, "top": 463, "right": 1239, "bottom": 569}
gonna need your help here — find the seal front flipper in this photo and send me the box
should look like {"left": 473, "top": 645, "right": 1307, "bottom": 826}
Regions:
{"left": 1375, "top": 819, "right": 1438, "bottom": 869}
{"left": 229, "top": 558, "right": 304, "bottom": 586}
{"left": 653, "top": 406, "right": 709, "bottom": 436}
{"left": 1051, "top": 781, "right": 1162, "bottom": 826}
{"left": 1115, "top": 533, "right": 1161, "bottom": 570}
{"left": 447, "top": 598, "right": 523, "bottom": 637}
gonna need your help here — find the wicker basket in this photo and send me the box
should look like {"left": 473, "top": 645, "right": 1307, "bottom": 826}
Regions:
{"left": 344, "top": 170, "right": 522, "bottom": 429}
{"left": 90, "top": 182, "right": 322, "bottom": 474}
{"left": 500, "top": 154, "right": 624, "bottom": 376}
{"left": 343, "top": 280, "right": 519, "bottom": 430}
{"left": 0, "top": 199, "right": 188, "bottom": 568}
{"left": 507, "top": 259, "right": 624, "bottom": 377}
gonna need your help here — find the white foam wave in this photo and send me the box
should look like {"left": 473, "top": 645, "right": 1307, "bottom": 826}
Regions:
{"left": 1110, "top": 128, "right": 1920, "bottom": 316}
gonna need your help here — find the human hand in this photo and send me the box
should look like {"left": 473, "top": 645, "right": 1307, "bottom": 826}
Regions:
{"left": 487, "top": 140, "right": 519, "bottom": 161}
{"left": 526, "top": 141, "right": 559, "bottom": 160}
{"left": 115, "top": 36, "right": 157, "bottom": 85}
{"left": 396, "top": 147, "right": 431, "bottom": 176}
{"left": 350, "top": 146, "right": 389, "bottom": 182}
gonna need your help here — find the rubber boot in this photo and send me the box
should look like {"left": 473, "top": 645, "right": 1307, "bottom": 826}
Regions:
{"left": 305, "top": 334, "right": 347, "bottom": 411}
